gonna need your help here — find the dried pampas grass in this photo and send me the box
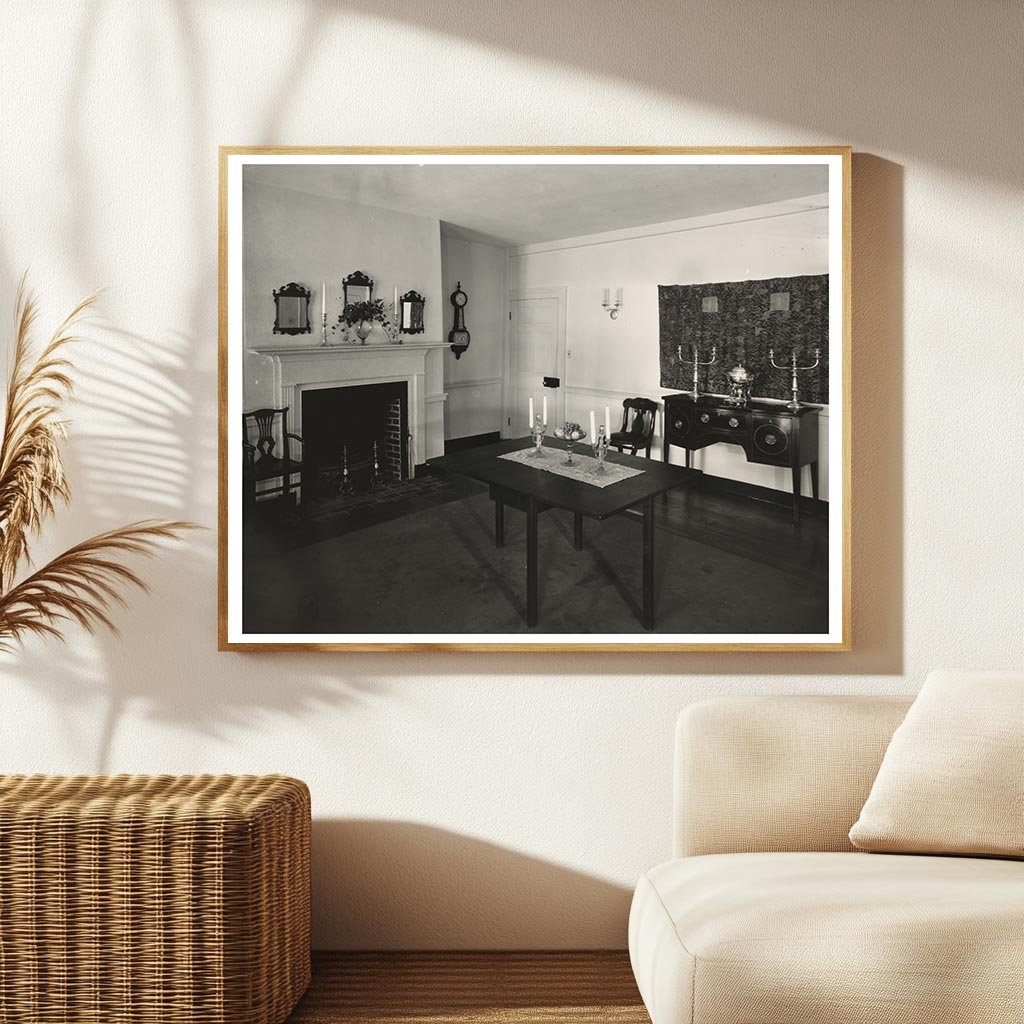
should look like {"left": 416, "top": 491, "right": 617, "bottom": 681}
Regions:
{"left": 0, "top": 278, "right": 195, "bottom": 650}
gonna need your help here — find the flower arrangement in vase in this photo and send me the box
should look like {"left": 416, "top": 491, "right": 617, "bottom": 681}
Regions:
{"left": 336, "top": 299, "right": 387, "bottom": 344}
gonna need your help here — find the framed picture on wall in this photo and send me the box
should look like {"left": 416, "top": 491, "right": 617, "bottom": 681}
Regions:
{"left": 219, "top": 146, "right": 851, "bottom": 651}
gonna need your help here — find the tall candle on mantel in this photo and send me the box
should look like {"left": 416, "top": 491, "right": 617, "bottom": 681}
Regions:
{"left": 542, "top": 395, "right": 548, "bottom": 426}
{"left": 589, "top": 410, "right": 597, "bottom": 441}
{"left": 322, "top": 281, "right": 326, "bottom": 313}
{"left": 529, "top": 397, "right": 534, "bottom": 427}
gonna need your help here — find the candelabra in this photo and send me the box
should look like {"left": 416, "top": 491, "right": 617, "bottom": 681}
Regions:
{"left": 529, "top": 415, "right": 547, "bottom": 458}
{"left": 677, "top": 344, "right": 717, "bottom": 398}
{"left": 769, "top": 347, "right": 821, "bottom": 411}
{"left": 591, "top": 426, "right": 609, "bottom": 474}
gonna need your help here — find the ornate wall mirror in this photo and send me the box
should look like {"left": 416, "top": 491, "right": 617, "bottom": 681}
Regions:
{"left": 342, "top": 270, "right": 373, "bottom": 306}
{"left": 400, "top": 291, "right": 426, "bottom": 334}
{"left": 272, "top": 282, "right": 312, "bottom": 334}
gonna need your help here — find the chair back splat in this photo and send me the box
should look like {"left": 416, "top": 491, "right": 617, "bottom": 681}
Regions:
{"left": 242, "top": 406, "right": 304, "bottom": 508}
{"left": 609, "top": 397, "right": 658, "bottom": 459}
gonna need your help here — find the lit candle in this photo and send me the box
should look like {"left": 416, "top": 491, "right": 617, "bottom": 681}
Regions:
{"left": 590, "top": 410, "right": 597, "bottom": 440}
{"left": 605, "top": 406, "right": 611, "bottom": 434}
{"left": 542, "top": 395, "right": 548, "bottom": 426}
{"left": 529, "top": 397, "right": 535, "bottom": 427}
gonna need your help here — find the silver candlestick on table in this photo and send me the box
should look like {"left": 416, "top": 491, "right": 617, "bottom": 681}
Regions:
{"left": 677, "top": 344, "right": 717, "bottom": 398}
{"left": 591, "top": 426, "right": 609, "bottom": 474}
{"left": 529, "top": 415, "right": 547, "bottom": 457}
{"left": 769, "top": 347, "right": 821, "bottom": 411}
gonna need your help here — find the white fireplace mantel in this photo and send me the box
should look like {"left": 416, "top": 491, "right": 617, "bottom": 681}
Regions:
{"left": 249, "top": 340, "right": 449, "bottom": 467}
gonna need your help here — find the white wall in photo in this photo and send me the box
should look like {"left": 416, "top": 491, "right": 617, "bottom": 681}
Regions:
{"left": 511, "top": 197, "right": 831, "bottom": 498}
{"left": 441, "top": 235, "right": 508, "bottom": 441}
{"left": 242, "top": 180, "right": 444, "bottom": 407}
{"left": 2, "top": 0, "right": 1022, "bottom": 951}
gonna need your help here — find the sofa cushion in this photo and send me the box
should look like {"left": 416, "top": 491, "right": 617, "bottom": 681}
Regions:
{"left": 849, "top": 669, "right": 1024, "bottom": 857}
{"left": 675, "top": 695, "right": 913, "bottom": 857}
{"left": 629, "top": 852, "right": 1024, "bottom": 1024}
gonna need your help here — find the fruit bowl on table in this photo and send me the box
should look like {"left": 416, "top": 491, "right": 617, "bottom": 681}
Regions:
{"left": 553, "top": 423, "right": 587, "bottom": 443}
{"left": 553, "top": 423, "right": 587, "bottom": 463}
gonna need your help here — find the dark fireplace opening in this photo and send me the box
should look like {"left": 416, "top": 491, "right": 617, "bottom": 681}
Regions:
{"left": 302, "top": 382, "right": 409, "bottom": 498}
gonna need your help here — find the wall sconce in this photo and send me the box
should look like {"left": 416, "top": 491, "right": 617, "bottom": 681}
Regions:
{"left": 602, "top": 287, "right": 623, "bottom": 320}
{"left": 701, "top": 295, "right": 719, "bottom": 313}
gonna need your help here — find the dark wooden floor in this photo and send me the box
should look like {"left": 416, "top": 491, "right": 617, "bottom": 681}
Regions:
{"left": 244, "top": 473, "right": 828, "bottom": 636}
{"left": 287, "top": 951, "right": 649, "bottom": 1023}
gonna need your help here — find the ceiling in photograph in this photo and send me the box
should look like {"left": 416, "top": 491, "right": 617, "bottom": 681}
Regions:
{"left": 244, "top": 162, "right": 829, "bottom": 247}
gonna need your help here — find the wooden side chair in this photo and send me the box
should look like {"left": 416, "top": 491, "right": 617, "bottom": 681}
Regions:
{"left": 609, "top": 398, "right": 658, "bottom": 458}
{"left": 242, "top": 407, "right": 304, "bottom": 507}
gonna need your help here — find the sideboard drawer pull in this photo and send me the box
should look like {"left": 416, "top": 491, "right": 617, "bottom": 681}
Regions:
{"left": 728, "top": 416, "right": 739, "bottom": 428}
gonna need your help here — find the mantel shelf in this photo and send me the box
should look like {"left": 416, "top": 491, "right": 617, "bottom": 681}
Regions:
{"left": 250, "top": 340, "right": 448, "bottom": 357}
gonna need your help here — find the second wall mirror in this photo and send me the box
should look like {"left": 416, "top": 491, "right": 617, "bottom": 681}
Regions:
{"left": 342, "top": 270, "right": 373, "bottom": 306}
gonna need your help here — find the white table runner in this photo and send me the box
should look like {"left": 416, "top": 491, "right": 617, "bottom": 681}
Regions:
{"left": 498, "top": 447, "right": 646, "bottom": 488}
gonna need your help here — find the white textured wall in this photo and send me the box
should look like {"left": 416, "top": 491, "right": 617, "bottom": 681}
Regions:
{"left": 1, "top": 1, "right": 1022, "bottom": 950}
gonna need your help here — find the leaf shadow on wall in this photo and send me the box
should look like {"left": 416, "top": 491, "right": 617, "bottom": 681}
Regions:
{"left": 311, "top": 820, "right": 633, "bottom": 949}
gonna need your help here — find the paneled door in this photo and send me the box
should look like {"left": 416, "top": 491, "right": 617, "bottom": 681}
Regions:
{"left": 508, "top": 288, "right": 566, "bottom": 437}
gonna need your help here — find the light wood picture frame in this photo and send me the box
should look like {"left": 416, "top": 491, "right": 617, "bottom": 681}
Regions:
{"left": 219, "top": 147, "right": 851, "bottom": 652}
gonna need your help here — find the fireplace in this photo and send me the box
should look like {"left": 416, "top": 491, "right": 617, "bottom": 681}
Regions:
{"left": 301, "top": 382, "right": 410, "bottom": 497}
{"left": 249, "top": 341, "right": 449, "bottom": 485}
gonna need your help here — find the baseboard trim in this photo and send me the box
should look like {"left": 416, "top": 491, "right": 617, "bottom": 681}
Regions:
{"left": 697, "top": 470, "right": 828, "bottom": 516}
{"left": 444, "top": 432, "right": 501, "bottom": 454}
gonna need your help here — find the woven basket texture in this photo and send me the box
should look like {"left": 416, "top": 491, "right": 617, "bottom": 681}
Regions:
{"left": 0, "top": 774, "right": 310, "bottom": 1024}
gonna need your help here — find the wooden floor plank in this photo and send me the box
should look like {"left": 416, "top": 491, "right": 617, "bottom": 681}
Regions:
{"left": 287, "top": 952, "right": 650, "bottom": 1023}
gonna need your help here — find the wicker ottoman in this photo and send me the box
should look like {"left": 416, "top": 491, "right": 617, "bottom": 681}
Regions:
{"left": 0, "top": 774, "right": 310, "bottom": 1024}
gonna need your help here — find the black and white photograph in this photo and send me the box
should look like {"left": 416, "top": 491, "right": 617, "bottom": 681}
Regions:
{"left": 220, "top": 149, "right": 849, "bottom": 650}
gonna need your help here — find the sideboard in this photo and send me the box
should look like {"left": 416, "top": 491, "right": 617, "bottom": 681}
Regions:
{"left": 662, "top": 393, "right": 821, "bottom": 525}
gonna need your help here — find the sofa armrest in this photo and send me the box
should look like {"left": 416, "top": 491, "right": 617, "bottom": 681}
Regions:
{"left": 674, "top": 695, "right": 913, "bottom": 857}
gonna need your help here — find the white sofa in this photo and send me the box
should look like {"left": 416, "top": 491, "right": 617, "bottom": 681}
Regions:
{"left": 628, "top": 695, "right": 1024, "bottom": 1024}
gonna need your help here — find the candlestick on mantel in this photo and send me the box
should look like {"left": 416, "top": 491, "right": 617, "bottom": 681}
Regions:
{"left": 542, "top": 395, "right": 548, "bottom": 426}
{"left": 394, "top": 285, "right": 399, "bottom": 324}
{"left": 322, "top": 281, "right": 326, "bottom": 311}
